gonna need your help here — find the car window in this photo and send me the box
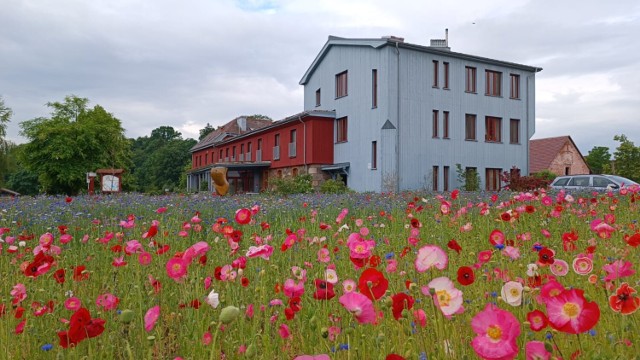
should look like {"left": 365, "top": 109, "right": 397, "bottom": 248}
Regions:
{"left": 593, "top": 176, "right": 615, "bottom": 188}
{"left": 552, "top": 178, "right": 570, "bottom": 186}
{"left": 568, "top": 176, "right": 590, "bottom": 187}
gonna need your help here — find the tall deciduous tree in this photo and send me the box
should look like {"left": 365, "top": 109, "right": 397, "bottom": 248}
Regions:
{"left": 0, "top": 96, "right": 14, "bottom": 186}
{"left": 0, "top": 96, "right": 11, "bottom": 139}
{"left": 130, "top": 126, "right": 196, "bottom": 192}
{"left": 585, "top": 146, "right": 611, "bottom": 174}
{"left": 199, "top": 123, "right": 215, "bottom": 140}
{"left": 612, "top": 134, "right": 640, "bottom": 182}
{"left": 19, "top": 95, "right": 131, "bottom": 194}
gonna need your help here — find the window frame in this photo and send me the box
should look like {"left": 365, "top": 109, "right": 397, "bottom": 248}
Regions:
{"left": 336, "top": 117, "right": 348, "bottom": 143}
{"left": 371, "top": 141, "right": 377, "bottom": 170}
{"left": 443, "top": 111, "right": 450, "bottom": 139}
{"left": 485, "top": 116, "right": 502, "bottom": 143}
{"left": 465, "top": 114, "right": 477, "bottom": 141}
{"left": 485, "top": 168, "right": 502, "bottom": 191}
{"left": 443, "top": 166, "right": 449, "bottom": 192}
{"left": 372, "top": 69, "right": 378, "bottom": 108}
{"left": 485, "top": 70, "right": 502, "bottom": 97}
{"left": 510, "top": 74, "right": 520, "bottom": 99}
{"left": 315, "top": 88, "right": 321, "bottom": 107}
{"left": 433, "top": 166, "right": 439, "bottom": 191}
{"left": 432, "top": 60, "right": 439, "bottom": 88}
{"left": 335, "top": 71, "right": 348, "bottom": 98}
{"left": 443, "top": 62, "right": 450, "bottom": 89}
{"left": 432, "top": 110, "right": 439, "bottom": 138}
{"left": 465, "top": 66, "right": 477, "bottom": 93}
{"left": 509, "top": 119, "right": 520, "bottom": 144}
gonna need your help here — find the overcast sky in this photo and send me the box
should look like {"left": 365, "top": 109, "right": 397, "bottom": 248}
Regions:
{"left": 2, "top": 0, "right": 639, "bottom": 154}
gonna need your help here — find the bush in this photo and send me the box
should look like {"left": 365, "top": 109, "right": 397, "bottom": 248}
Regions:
{"left": 270, "top": 174, "right": 313, "bottom": 195}
{"left": 320, "top": 176, "right": 349, "bottom": 194}
{"left": 455, "top": 164, "right": 480, "bottom": 191}
{"left": 501, "top": 167, "right": 553, "bottom": 191}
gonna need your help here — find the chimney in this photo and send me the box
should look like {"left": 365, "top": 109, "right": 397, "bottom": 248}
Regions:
{"left": 237, "top": 116, "right": 247, "bottom": 132}
{"left": 429, "top": 29, "right": 451, "bottom": 50}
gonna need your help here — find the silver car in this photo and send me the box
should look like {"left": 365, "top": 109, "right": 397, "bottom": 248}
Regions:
{"left": 549, "top": 174, "right": 639, "bottom": 191}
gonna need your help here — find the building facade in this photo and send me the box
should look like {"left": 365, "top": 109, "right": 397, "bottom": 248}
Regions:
{"left": 529, "top": 136, "right": 590, "bottom": 176}
{"left": 299, "top": 36, "right": 542, "bottom": 192}
{"left": 187, "top": 111, "right": 335, "bottom": 193}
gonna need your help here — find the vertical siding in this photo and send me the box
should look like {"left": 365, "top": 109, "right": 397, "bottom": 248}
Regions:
{"left": 303, "top": 42, "right": 538, "bottom": 192}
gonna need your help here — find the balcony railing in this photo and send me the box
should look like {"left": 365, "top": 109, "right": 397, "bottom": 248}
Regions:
{"left": 273, "top": 146, "right": 280, "bottom": 160}
{"left": 256, "top": 151, "right": 262, "bottom": 162}
{"left": 289, "top": 142, "right": 296, "bottom": 157}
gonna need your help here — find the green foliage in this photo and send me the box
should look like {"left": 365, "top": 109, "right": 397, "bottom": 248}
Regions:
{"left": 531, "top": 169, "right": 557, "bottom": 182}
{"left": 320, "top": 176, "right": 350, "bottom": 194}
{"left": 130, "top": 127, "right": 196, "bottom": 193}
{"left": 6, "top": 168, "right": 40, "bottom": 195}
{"left": 270, "top": 174, "right": 313, "bottom": 195}
{"left": 19, "top": 95, "right": 132, "bottom": 194}
{"left": 199, "top": 123, "right": 215, "bottom": 141}
{"left": 455, "top": 164, "right": 480, "bottom": 191}
{"left": 0, "top": 95, "right": 12, "bottom": 139}
{"left": 585, "top": 146, "right": 611, "bottom": 174}
{"left": 611, "top": 134, "right": 640, "bottom": 182}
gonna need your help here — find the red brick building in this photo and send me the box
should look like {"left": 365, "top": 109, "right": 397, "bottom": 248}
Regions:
{"left": 529, "top": 136, "right": 590, "bottom": 176}
{"left": 187, "top": 111, "right": 336, "bottom": 193}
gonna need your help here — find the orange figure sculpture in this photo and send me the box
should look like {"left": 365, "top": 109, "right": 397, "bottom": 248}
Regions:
{"left": 210, "top": 167, "right": 229, "bottom": 196}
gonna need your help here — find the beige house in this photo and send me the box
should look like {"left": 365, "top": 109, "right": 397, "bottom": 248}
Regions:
{"left": 529, "top": 136, "right": 590, "bottom": 176}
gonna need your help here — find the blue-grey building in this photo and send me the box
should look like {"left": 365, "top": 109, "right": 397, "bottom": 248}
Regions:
{"left": 300, "top": 35, "right": 542, "bottom": 192}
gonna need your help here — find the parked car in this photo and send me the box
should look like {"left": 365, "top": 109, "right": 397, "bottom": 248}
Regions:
{"left": 549, "top": 174, "right": 639, "bottom": 191}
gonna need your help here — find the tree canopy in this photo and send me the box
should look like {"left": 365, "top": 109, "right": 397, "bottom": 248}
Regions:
{"left": 130, "top": 126, "right": 196, "bottom": 193}
{"left": 19, "top": 95, "right": 131, "bottom": 194}
{"left": 612, "top": 134, "right": 640, "bottom": 182}
{"left": 0, "top": 96, "right": 11, "bottom": 139}
{"left": 199, "top": 123, "right": 215, "bottom": 140}
{"left": 585, "top": 146, "right": 611, "bottom": 174}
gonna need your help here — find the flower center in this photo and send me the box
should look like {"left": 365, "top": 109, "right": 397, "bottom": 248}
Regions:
{"left": 487, "top": 325, "right": 502, "bottom": 341}
{"left": 509, "top": 288, "right": 520, "bottom": 297}
{"left": 436, "top": 290, "right": 451, "bottom": 306}
{"left": 172, "top": 264, "right": 182, "bottom": 272}
{"left": 563, "top": 302, "right": 580, "bottom": 318}
{"left": 549, "top": 289, "right": 561, "bottom": 297}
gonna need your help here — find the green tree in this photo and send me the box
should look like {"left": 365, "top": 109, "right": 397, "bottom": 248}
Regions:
{"left": 199, "top": 123, "right": 216, "bottom": 140}
{"left": 0, "top": 96, "right": 11, "bottom": 139}
{"left": 0, "top": 96, "right": 13, "bottom": 186}
{"left": 611, "top": 135, "right": 640, "bottom": 182}
{"left": 130, "top": 126, "right": 196, "bottom": 193}
{"left": 19, "top": 95, "right": 132, "bottom": 194}
{"left": 585, "top": 146, "right": 611, "bottom": 174}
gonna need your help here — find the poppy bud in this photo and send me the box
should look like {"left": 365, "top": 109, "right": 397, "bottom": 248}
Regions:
{"left": 309, "top": 316, "right": 318, "bottom": 330}
{"left": 321, "top": 327, "right": 329, "bottom": 338}
{"left": 119, "top": 309, "right": 135, "bottom": 323}
{"left": 219, "top": 306, "right": 240, "bottom": 324}
{"left": 245, "top": 344, "right": 256, "bottom": 358}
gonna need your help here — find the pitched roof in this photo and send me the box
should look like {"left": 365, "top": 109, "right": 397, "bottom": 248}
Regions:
{"left": 191, "top": 116, "right": 273, "bottom": 152}
{"left": 529, "top": 135, "right": 584, "bottom": 174}
{"left": 300, "top": 36, "right": 543, "bottom": 85}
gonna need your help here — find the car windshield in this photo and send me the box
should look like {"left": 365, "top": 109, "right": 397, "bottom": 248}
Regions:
{"left": 604, "top": 175, "right": 639, "bottom": 186}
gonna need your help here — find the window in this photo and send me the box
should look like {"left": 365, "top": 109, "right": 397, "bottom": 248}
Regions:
{"left": 485, "top": 116, "right": 502, "bottom": 142}
{"left": 443, "top": 62, "right": 449, "bottom": 89}
{"left": 565, "top": 167, "right": 570, "bottom": 175}
{"left": 315, "top": 88, "right": 321, "bottom": 107}
{"left": 336, "top": 117, "right": 348, "bottom": 143}
{"left": 486, "top": 168, "right": 502, "bottom": 191}
{"left": 273, "top": 134, "right": 280, "bottom": 160}
{"left": 485, "top": 70, "right": 502, "bottom": 96}
{"left": 465, "top": 114, "right": 477, "bottom": 140}
{"left": 225, "top": 148, "right": 229, "bottom": 161}
{"left": 205, "top": 153, "right": 208, "bottom": 164}
{"left": 432, "top": 60, "right": 439, "bottom": 87}
{"left": 289, "top": 129, "right": 297, "bottom": 158}
{"left": 336, "top": 71, "right": 348, "bottom": 98}
{"left": 292, "top": 168, "right": 299, "bottom": 177}
{"left": 568, "top": 176, "right": 589, "bottom": 187}
{"left": 256, "top": 139, "right": 262, "bottom": 162}
{"left": 372, "top": 69, "right": 378, "bottom": 108}
{"left": 247, "top": 142, "right": 252, "bottom": 161}
{"left": 443, "top": 166, "right": 449, "bottom": 192}
{"left": 465, "top": 66, "right": 476, "bottom": 93}
{"left": 593, "top": 176, "right": 616, "bottom": 188}
{"left": 219, "top": 149, "right": 223, "bottom": 161}
{"left": 432, "top": 110, "right": 439, "bottom": 138}
{"left": 510, "top": 119, "right": 520, "bottom": 144}
{"left": 239, "top": 144, "right": 244, "bottom": 161}
{"left": 371, "top": 141, "right": 377, "bottom": 170}
{"left": 510, "top": 74, "right": 520, "bottom": 99}
{"left": 232, "top": 146, "right": 236, "bottom": 160}
{"left": 433, "top": 166, "right": 439, "bottom": 191}
{"left": 443, "top": 111, "right": 450, "bottom": 139}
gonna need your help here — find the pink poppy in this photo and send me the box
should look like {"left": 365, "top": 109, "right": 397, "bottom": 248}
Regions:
{"left": 283, "top": 279, "right": 305, "bottom": 298}
{"left": 138, "top": 251, "right": 153, "bottom": 265}
{"left": 317, "top": 248, "right": 330, "bottom": 263}
{"left": 246, "top": 245, "right": 274, "bottom": 260}
{"left": 572, "top": 256, "right": 593, "bottom": 275}
{"left": 590, "top": 218, "right": 615, "bottom": 239}
{"left": 64, "top": 297, "right": 82, "bottom": 311}
{"left": 525, "top": 341, "right": 551, "bottom": 360}
{"left": 477, "top": 250, "right": 492, "bottom": 265}
{"left": 544, "top": 288, "right": 600, "bottom": 334}
{"left": 537, "top": 280, "right": 566, "bottom": 305}
{"left": 156, "top": 207, "right": 167, "bottom": 214}
{"left": 424, "top": 277, "right": 463, "bottom": 317}
{"left": 501, "top": 246, "right": 520, "bottom": 260}
{"left": 125, "top": 240, "right": 143, "bottom": 254}
{"left": 339, "top": 292, "right": 376, "bottom": 324}
{"left": 412, "top": 309, "right": 427, "bottom": 327}
{"left": 166, "top": 257, "right": 188, "bottom": 282}
{"left": 144, "top": 305, "right": 160, "bottom": 332}
{"left": 415, "top": 245, "right": 448, "bottom": 272}
{"left": 603, "top": 260, "right": 635, "bottom": 281}
{"left": 489, "top": 229, "right": 505, "bottom": 247}
{"left": 278, "top": 323, "right": 291, "bottom": 339}
{"left": 10, "top": 283, "right": 27, "bottom": 305}
{"left": 471, "top": 303, "right": 520, "bottom": 360}
{"left": 142, "top": 220, "right": 159, "bottom": 239}
{"left": 112, "top": 256, "right": 127, "bottom": 267}
{"left": 60, "top": 234, "right": 73, "bottom": 244}
{"left": 526, "top": 310, "right": 548, "bottom": 332}
{"left": 96, "top": 293, "right": 119, "bottom": 311}
{"left": 342, "top": 279, "right": 356, "bottom": 293}
{"left": 294, "top": 355, "right": 331, "bottom": 360}
{"left": 220, "top": 264, "right": 237, "bottom": 281}
{"left": 549, "top": 259, "right": 569, "bottom": 277}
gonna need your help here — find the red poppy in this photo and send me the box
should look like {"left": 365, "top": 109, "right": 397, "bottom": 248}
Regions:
{"left": 23, "top": 252, "right": 55, "bottom": 278}
{"left": 241, "top": 277, "right": 250, "bottom": 287}
{"left": 386, "top": 355, "right": 406, "bottom": 360}
{"left": 288, "top": 297, "right": 302, "bottom": 312}
{"left": 447, "top": 239, "right": 462, "bottom": 254}
{"left": 73, "top": 265, "right": 90, "bottom": 281}
{"left": 410, "top": 218, "right": 421, "bottom": 228}
{"left": 538, "top": 247, "right": 555, "bottom": 265}
{"left": 155, "top": 244, "right": 170, "bottom": 255}
{"left": 65, "top": 197, "right": 73, "bottom": 203}
{"left": 526, "top": 309, "right": 548, "bottom": 331}
{"left": 349, "top": 256, "right": 368, "bottom": 269}
{"left": 59, "top": 307, "right": 105, "bottom": 348}
{"left": 58, "top": 225, "right": 68, "bottom": 234}
{"left": 213, "top": 266, "right": 223, "bottom": 281}
{"left": 609, "top": 282, "right": 640, "bottom": 315}
{"left": 358, "top": 268, "right": 388, "bottom": 301}
{"left": 369, "top": 255, "right": 381, "bottom": 267}
{"left": 284, "top": 307, "right": 295, "bottom": 320}
{"left": 391, "top": 293, "right": 415, "bottom": 320}
{"left": 451, "top": 189, "right": 459, "bottom": 200}
{"left": 457, "top": 266, "right": 475, "bottom": 286}
{"left": 235, "top": 208, "right": 252, "bottom": 225}
{"left": 525, "top": 205, "right": 536, "bottom": 213}
{"left": 625, "top": 233, "right": 640, "bottom": 247}
{"left": 312, "top": 279, "right": 335, "bottom": 300}
{"left": 500, "top": 212, "right": 511, "bottom": 222}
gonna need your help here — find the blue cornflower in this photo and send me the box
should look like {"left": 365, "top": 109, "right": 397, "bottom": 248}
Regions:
{"left": 494, "top": 244, "right": 505, "bottom": 250}
{"left": 41, "top": 344, "right": 53, "bottom": 351}
{"left": 419, "top": 352, "right": 427, "bottom": 360}
{"left": 545, "top": 332, "right": 553, "bottom": 340}
{"left": 339, "top": 343, "right": 349, "bottom": 351}
{"left": 385, "top": 252, "right": 395, "bottom": 259}
{"left": 589, "top": 329, "right": 597, "bottom": 336}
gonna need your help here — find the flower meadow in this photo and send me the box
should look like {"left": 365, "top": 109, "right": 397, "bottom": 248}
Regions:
{"left": 1, "top": 188, "right": 640, "bottom": 360}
